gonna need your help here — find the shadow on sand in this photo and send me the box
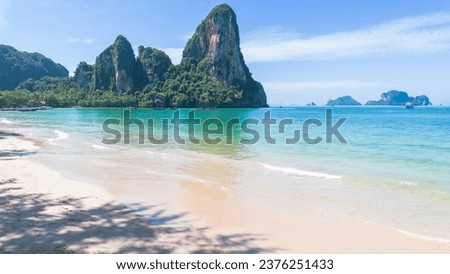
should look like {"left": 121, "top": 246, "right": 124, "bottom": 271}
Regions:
{"left": 0, "top": 150, "right": 37, "bottom": 158}
{"left": 0, "top": 132, "right": 22, "bottom": 139}
{"left": 0, "top": 132, "right": 37, "bottom": 159}
{"left": 0, "top": 178, "right": 276, "bottom": 254}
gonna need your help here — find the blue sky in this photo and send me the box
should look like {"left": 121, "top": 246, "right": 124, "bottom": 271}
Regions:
{"left": 1, "top": 0, "right": 450, "bottom": 105}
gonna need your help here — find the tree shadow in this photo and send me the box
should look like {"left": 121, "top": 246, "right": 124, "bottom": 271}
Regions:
{"left": 0, "top": 132, "right": 37, "bottom": 159}
{"left": 0, "top": 132, "right": 22, "bottom": 139}
{"left": 0, "top": 150, "right": 37, "bottom": 158}
{"left": 0, "top": 178, "right": 276, "bottom": 254}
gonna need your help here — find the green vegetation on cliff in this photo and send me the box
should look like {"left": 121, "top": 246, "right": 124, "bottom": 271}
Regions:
{"left": 0, "top": 45, "right": 68, "bottom": 90}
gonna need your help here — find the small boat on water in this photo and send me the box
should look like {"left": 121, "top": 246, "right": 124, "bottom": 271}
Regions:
{"left": 1, "top": 106, "right": 53, "bottom": 112}
{"left": 405, "top": 102, "right": 414, "bottom": 109}
{"left": 17, "top": 106, "right": 53, "bottom": 112}
{"left": 18, "top": 107, "right": 38, "bottom": 112}
{"left": 153, "top": 107, "right": 166, "bottom": 110}
{"left": 0, "top": 107, "right": 17, "bottom": 111}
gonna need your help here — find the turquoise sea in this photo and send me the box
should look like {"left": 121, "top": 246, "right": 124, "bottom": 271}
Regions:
{"left": 1, "top": 107, "right": 450, "bottom": 242}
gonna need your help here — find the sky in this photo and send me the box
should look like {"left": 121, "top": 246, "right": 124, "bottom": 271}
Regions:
{"left": 1, "top": 0, "right": 450, "bottom": 105}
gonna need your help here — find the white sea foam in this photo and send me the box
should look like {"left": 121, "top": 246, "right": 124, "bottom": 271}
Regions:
{"left": 262, "top": 164, "right": 342, "bottom": 180}
{"left": 0, "top": 118, "right": 14, "bottom": 125}
{"left": 160, "top": 152, "right": 176, "bottom": 157}
{"left": 48, "top": 130, "right": 69, "bottom": 144}
{"left": 91, "top": 144, "right": 111, "bottom": 150}
{"left": 336, "top": 211, "right": 450, "bottom": 245}
{"left": 145, "top": 170, "right": 208, "bottom": 183}
{"left": 54, "top": 130, "right": 69, "bottom": 140}
{"left": 389, "top": 227, "right": 450, "bottom": 244}
{"left": 147, "top": 150, "right": 178, "bottom": 157}
{"left": 398, "top": 180, "right": 418, "bottom": 186}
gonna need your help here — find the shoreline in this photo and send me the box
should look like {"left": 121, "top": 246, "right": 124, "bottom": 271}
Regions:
{"left": 1, "top": 130, "right": 450, "bottom": 253}
{"left": 0, "top": 132, "right": 157, "bottom": 253}
{"left": 0, "top": 132, "right": 241, "bottom": 253}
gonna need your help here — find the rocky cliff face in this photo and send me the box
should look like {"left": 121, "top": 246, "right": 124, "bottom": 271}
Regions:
{"left": 74, "top": 61, "right": 94, "bottom": 91}
{"left": 0, "top": 44, "right": 68, "bottom": 90}
{"left": 93, "top": 35, "right": 137, "bottom": 92}
{"left": 182, "top": 4, "right": 268, "bottom": 107}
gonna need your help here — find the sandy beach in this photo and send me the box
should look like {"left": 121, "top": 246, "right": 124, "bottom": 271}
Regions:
{"left": 1, "top": 130, "right": 450, "bottom": 253}
{"left": 0, "top": 131, "right": 238, "bottom": 253}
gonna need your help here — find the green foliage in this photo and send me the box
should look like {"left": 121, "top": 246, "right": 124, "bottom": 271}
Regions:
{"left": 0, "top": 44, "right": 68, "bottom": 90}
{"left": 16, "top": 76, "right": 76, "bottom": 92}
{"left": 78, "top": 90, "right": 137, "bottom": 107}
{"left": 136, "top": 46, "right": 173, "bottom": 88}
{"left": 0, "top": 77, "right": 137, "bottom": 108}
{"left": 0, "top": 88, "right": 138, "bottom": 108}
{"left": 161, "top": 61, "right": 242, "bottom": 108}
{"left": 0, "top": 62, "right": 242, "bottom": 108}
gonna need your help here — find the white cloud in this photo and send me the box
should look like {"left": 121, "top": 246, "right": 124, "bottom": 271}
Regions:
{"left": 0, "top": 0, "right": 10, "bottom": 27}
{"left": 264, "top": 80, "right": 382, "bottom": 91}
{"left": 162, "top": 47, "right": 183, "bottom": 64}
{"left": 241, "top": 12, "right": 450, "bottom": 62}
{"left": 66, "top": 38, "right": 95, "bottom": 44}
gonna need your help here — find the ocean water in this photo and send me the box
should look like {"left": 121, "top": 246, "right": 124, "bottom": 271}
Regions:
{"left": 1, "top": 107, "right": 450, "bottom": 242}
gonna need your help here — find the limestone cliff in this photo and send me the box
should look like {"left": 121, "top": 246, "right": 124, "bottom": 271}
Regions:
{"left": 182, "top": 4, "right": 268, "bottom": 107}
{"left": 74, "top": 61, "right": 93, "bottom": 91}
{"left": 93, "top": 35, "right": 137, "bottom": 92}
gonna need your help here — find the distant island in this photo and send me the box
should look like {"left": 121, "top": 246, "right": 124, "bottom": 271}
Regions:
{"left": 0, "top": 4, "right": 268, "bottom": 108}
{"left": 326, "top": 96, "right": 361, "bottom": 106}
{"left": 324, "top": 91, "right": 432, "bottom": 107}
{"left": 365, "top": 90, "right": 431, "bottom": 106}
